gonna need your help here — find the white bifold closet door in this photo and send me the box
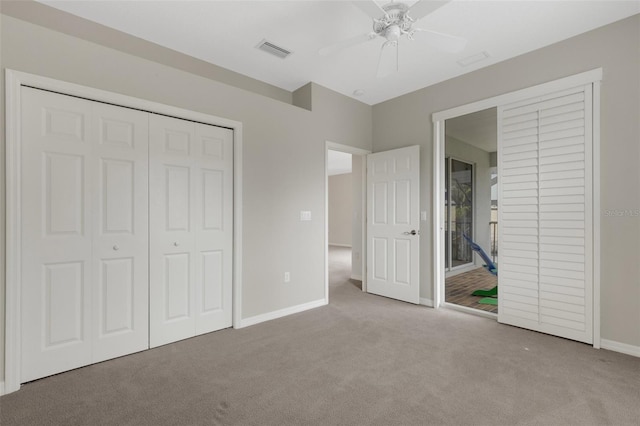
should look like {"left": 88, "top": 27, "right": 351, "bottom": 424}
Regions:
{"left": 21, "top": 88, "right": 149, "bottom": 382}
{"left": 498, "top": 84, "right": 593, "bottom": 344}
{"left": 149, "top": 114, "right": 233, "bottom": 348}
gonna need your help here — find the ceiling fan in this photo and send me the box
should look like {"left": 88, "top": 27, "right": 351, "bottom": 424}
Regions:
{"left": 319, "top": 0, "right": 467, "bottom": 77}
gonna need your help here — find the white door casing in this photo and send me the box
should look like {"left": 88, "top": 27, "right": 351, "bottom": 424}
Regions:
{"left": 20, "top": 87, "right": 150, "bottom": 381}
{"left": 5, "top": 69, "right": 243, "bottom": 395}
{"left": 367, "top": 146, "right": 420, "bottom": 304}
{"left": 498, "top": 84, "right": 594, "bottom": 344}
{"left": 149, "top": 114, "right": 233, "bottom": 348}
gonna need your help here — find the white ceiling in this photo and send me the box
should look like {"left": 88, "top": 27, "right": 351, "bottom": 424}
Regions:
{"left": 38, "top": 0, "right": 640, "bottom": 105}
{"left": 328, "top": 150, "right": 353, "bottom": 175}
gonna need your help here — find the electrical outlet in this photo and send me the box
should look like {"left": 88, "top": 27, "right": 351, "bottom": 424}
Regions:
{"left": 284, "top": 272, "right": 290, "bottom": 283}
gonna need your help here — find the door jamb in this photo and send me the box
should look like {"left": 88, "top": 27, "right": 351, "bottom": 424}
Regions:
{"left": 4, "top": 69, "right": 244, "bottom": 395}
{"left": 431, "top": 68, "right": 602, "bottom": 348}
{"left": 325, "top": 141, "right": 370, "bottom": 302}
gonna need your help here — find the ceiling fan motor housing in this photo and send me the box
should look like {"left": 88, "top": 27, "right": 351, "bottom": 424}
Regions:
{"left": 374, "top": 2, "right": 414, "bottom": 40}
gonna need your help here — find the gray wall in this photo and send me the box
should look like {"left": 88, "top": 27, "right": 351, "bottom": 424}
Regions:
{"left": 373, "top": 14, "right": 640, "bottom": 347}
{"left": 0, "top": 13, "right": 373, "bottom": 382}
{"left": 328, "top": 173, "right": 353, "bottom": 246}
{"left": 445, "top": 136, "right": 492, "bottom": 263}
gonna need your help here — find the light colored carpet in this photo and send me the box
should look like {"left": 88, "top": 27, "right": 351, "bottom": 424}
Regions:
{"left": 1, "top": 246, "right": 639, "bottom": 425}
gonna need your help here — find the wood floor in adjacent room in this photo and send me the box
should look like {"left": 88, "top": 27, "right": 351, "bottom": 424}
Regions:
{"left": 446, "top": 267, "right": 499, "bottom": 314}
{"left": 1, "top": 246, "right": 638, "bottom": 425}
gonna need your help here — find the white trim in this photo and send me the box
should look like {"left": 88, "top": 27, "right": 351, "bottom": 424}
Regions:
{"left": 237, "top": 299, "right": 327, "bottom": 328}
{"left": 4, "top": 69, "right": 244, "bottom": 395}
{"left": 420, "top": 298, "right": 434, "bottom": 308}
{"left": 5, "top": 69, "right": 22, "bottom": 395}
{"left": 326, "top": 142, "right": 371, "bottom": 157}
{"left": 600, "top": 339, "right": 640, "bottom": 358}
{"left": 0, "top": 381, "right": 5, "bottom": 396}
{"left": 432, "top": 69, "right": 603, "bottom": 122}
{"left": 432, "top": 120, "right": 445, "bottom": 308}
{"left": 325, "top": 141, "right": 370, "bottom": 302}
{"left": 233, "top": 126, "right": 244, "bottom": 330}
{"left": 592, "top": 80, "right": 601, "bottom": 349}
{"left": 328, "top": 243, "right": 352, "bottom": 248}
{"left": 443, "top": 302, "right": 497, "bottom": 320}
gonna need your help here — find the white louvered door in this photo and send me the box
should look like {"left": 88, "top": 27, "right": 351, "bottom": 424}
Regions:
{"left": 498, "top": 84, "right": 593, "bottom": 344}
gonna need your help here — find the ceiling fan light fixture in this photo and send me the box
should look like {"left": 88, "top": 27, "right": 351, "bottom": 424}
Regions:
{"left": 384, "top": 25, "right": 402, "bottom": 41}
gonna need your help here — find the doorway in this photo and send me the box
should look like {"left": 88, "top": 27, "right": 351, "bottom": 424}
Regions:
{"left": 432, "top": 69, "right": 601, "bottom": 346}
{"left": 443, "top": 108, "right": 498, "bottom": 315}
{"left": 325, "top": 142, "right": 370, "bottom": 302}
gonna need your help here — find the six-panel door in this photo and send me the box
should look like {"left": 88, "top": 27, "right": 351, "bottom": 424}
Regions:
{"left": 20, "top": 88, "right": 150, "bottom": 381}
{"left": 366, "top": 145, "right": 420, "bottom": 304}
{"left": 149, "top": 115, "right": 233, "bottom": 348}
{"left": 20, "top": 87, "right": 234, "bottom": 382}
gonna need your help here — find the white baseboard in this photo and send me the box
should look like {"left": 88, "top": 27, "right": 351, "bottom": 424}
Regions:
{"left": 0, "top": 381, "right": 5, "bottom": 396}
{"left": 328, "top": 243, "right": 352, "bottom": 248}
{"left": 601, "top": 339, "right": 640, "bottom": 358}
{"left": 237, "top": 298, "right": 327, "bottom": 328}
{"left": 420, "top": 298, "right": 434, "bottom": 307}
{"left": 350, "top": 274, "right": 363, "bottom": 281}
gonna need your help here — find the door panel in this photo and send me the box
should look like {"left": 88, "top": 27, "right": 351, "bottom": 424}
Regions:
{"left": 21, "top": 88, "right": 93, "bottom": 382}
{"left": 367, "top": 146, "right": 420, "bottom": 304}
{"left": 91, "top": 102, "right": 149, "bottom": 363}
{"left": 21, "top": 88, "right": 150, "bottom": 380}
{"left": 498, "top": 84, "right": 593, "bottom": 344}
{"left": 193, "top": 123, "right": 233, "bottom": 335}
{"left": 149, "top": 116, "right": 233, "bottom": 346}
{"left": 150, "top": 115, "right": 197, "bottom": 347}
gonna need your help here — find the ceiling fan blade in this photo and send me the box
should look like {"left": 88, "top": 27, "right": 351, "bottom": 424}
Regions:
{"left": 319, "top": 32, "right": 377, "bottom": 56}
{"left": 408, "top": 0, "right": 451, "bottom": 21}
{"left": 377, "top": 41, "right": 398, "bottom": 78}
{"left": 351, "top": 0, "right": 386, "bottom": 19}
{"left": 413, "top": 28, "right": 467, "bottom": 53}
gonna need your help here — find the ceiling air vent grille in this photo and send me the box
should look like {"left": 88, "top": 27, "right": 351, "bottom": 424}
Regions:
{"left": 256, "top": 39, "right": 292, "bottom": 59}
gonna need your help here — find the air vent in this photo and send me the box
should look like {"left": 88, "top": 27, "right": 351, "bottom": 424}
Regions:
{"left": 256, "top": 39, "right": 292, "bottom": 59}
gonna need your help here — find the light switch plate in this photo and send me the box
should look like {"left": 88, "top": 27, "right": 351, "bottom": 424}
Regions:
{"left": 300, "top": 210, "right": 311, "bottom": 221}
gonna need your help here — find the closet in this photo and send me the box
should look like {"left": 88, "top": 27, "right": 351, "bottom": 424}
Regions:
{"left": 20, "top": 87, "right": 233, "bottom": 382}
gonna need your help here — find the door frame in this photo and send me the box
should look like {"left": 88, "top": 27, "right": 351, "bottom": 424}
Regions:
{"left": 4, "top": 69, "right": 244, "bottom": 395}
{"left": 325, "top": 141, "right": 370, "bottom": 301}
{"left": 444, "top": 156, "right": 476, "bottom": 274}
{"left": 431, "top": 68, "right": 602, "bottom": 347}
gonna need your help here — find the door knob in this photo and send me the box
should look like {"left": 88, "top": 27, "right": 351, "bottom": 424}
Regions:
{"left": 403, "top": 230, "right": 419, "bottom": 236}
{"left": 113, "top": 245, "right": 119, "bottom": 251}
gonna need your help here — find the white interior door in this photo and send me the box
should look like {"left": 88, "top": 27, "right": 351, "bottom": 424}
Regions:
{"left": 498, "top": 84, "right": 593, "bottom": 344}
{"left": 149, "top": 115, "right": 233, "bottom": 347}
{"left": 20, "top": 88, "right": 150, "bottom": 381}
{"left": 91, "top": 102, "right": 149, "bottom": 362}
{"left": 193, "top": 123, "right": 234, "bottom": 335}
{"left": 367, "top": 146, "right": 420, "bottom": 304}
